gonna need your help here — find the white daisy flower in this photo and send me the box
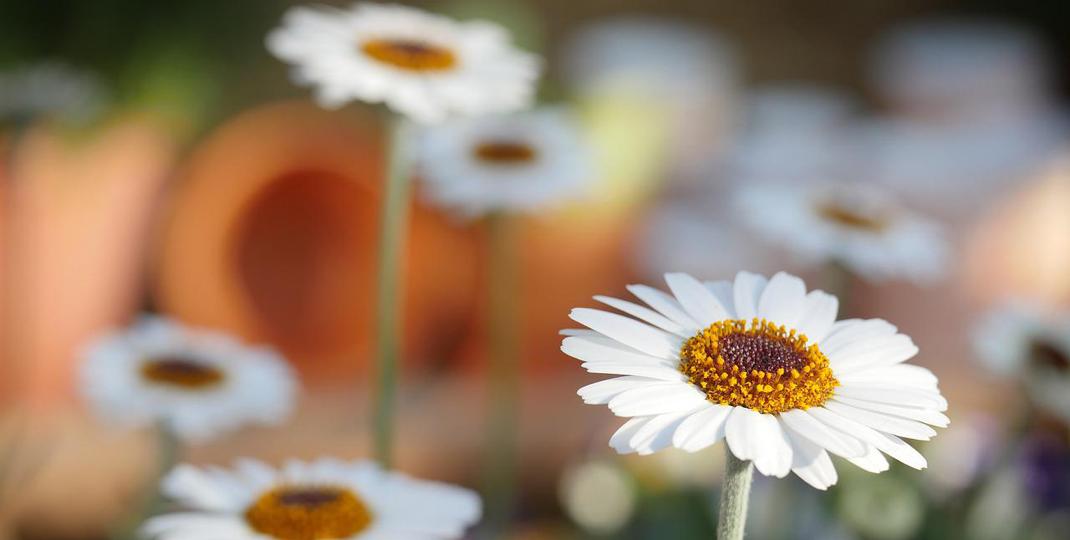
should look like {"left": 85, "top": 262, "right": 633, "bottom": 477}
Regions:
{"left": 141, "top": 458, "right": 482, "bottom": 540}
{"left": 266, "top": 2, "right": 541, "bottom": 123}
{"left": 734, "top": 182, "right": 948, "bottom": 284}
{"left": 79, "top": 317, "right": 298, "bottom": 442}
{"left": 973, "top": 303, "right": 1070, "bottom": 421}
{"left": 416, "top": 107, "right": 593, "bottom": 217}
{"left": 562, "top": 271, "right": 948, "bottom": 490}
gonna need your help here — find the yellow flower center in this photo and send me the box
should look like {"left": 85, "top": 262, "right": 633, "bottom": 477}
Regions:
{"left": 360, "top": 38, "right": 457, "bottom": 71}
{"left": 245, "top": 485, "right": 373, "bottom": 540}
{"left": 473, "top": 140, "right": 538, "bottom": 165}
{"left": 816, "top": 202, "right": 887, "bottom": 231}
{"left": 140, "top": 356, "right": 225, "bottom": 390}
{"left": 679, "top": 318, "right": 838, "bottom": 414}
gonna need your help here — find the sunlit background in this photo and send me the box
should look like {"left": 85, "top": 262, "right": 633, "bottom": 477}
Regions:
{"left": 2, "top": 0, "right": 1070, "bottom": 539}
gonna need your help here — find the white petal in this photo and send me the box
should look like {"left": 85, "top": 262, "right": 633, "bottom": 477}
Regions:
{"left": 821, "top": 319, "right": 897, "bottom": 353}
{"left": 581, "top": 362, "right": 686, "bottom": 381}
{"left": 631, "top": 409, "right": 702, "bottom": 455}
{"left": 608, "top": 382, "right": 709, "bottom": 417}
{"left": 795, "top": 290, "right": 839, "bottom": 344}
{"left": 577, "top": 377, "right": 659, "bottom": 404}
{"left": 833, "top": 396, "right": 950, "bottom": 427}
{"left": 671, "top": 404, "right": 733, "bottom": 452}
{"left": 626, "top": 284, "right": 700, "bottom": 331}
{"left": 609, "top": 417, "right": 649, "bottom": 453}
{"left": 594, "top": 295, "right": 687, "bottom": 336}
{"left": 847, "top": 443, "right": 891, "bottom": 473}
{"left": 834, "top": 385, "right": 948, "bottom": 411}
{"left": 569, "top": 308, "right": 679, "bottom": 358}
{"left": 562, "top": 336, "right": 676, "bottom": 368}
{"left": 724, "top": 408, "right": 793, "bottom": 478}
{"left": 732, "top": 271, "right": 768, "bottom": 320}
{"left": 837, "top": 364, "right": 939, "bottom": 390}
{"left": 781, "top": 424, "right": 838, "bottom": 490}
{"left": 823, "top": 400, "right": 937, "bottom": 440}
{"left": 757, "top": 272, "right": 807, "bottom": 327}
{"left": 704, "top": 280, "right": 737, "bottom": 318}
{"left": 808, "top": 407, "right": 928, "bottom": 469}
{"left": 665, "top": 273, "right": 731, "bottom": 327}
{"left": 778, "top": 409, "right": 866, "bottom": 458}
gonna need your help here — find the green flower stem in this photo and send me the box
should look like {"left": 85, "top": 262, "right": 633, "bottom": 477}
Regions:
{"left": 717, "top": 449, "right": 754, "bottom": 540}
{"left": 114, "top": 423, "right": 180, "bottom": 540}
{"left": 481, "top": 212, "right": 521, "bottom": 538}
{"left": 372, "top": 117, "right": 413, "bottom": 468}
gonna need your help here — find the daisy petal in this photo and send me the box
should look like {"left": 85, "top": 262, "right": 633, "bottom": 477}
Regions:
{"left": 823, "top": 400, "right": 937, "bottom": 440}
{"left": 626, "top": 284, "right": 700, "bottom": 331}
{"left": 569, "top": 308, "right": 679, "bottom": 358}
{"left": 671, "top": 404, "right": 732, "bottom": 452}
{"left": 808, "top": 407, "right": 928, "bottom": 469}
{"left": 725, "top": 408, "right": 793, "bottom": 478}
{"left": 779, "top": 409, "right": 866, "bottom": 458}
{"left": 732, "top": 272, "right": 768, "bottom": 320}
{"left": 594, "top": 295, "right": 687, "bottom": 336}
{"left": 665, "top": 272, "right": 731, "bottom": 327}
{"left": 782, "top": 424, "right": 838, "bottom": 490}
{"left": 757, "top": 272, "right": 807, "bottom": 327}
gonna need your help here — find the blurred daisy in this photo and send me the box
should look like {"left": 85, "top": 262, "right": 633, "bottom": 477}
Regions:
{"left": 734, "top": 182, "right": 948, "bottom": 283}
{"left": 142, "top": 458, "right": 482, "bottom": 539}
{"left": 973, "top": 303, "right": 1070, "bottom": 421}
{"left": 417, "top": 107, "right": 593, "bottom": 217}
{"left": 0, "top": 62, "right": 105, "bottom": 123}
{"left": 266, "top": 2, "right": 540, "bottom": 123}
{"left": 80, "top": 317, "right": 297, "bottom": 442}
{"left": 562, "top": 271, "right": 948, "bottom": 489}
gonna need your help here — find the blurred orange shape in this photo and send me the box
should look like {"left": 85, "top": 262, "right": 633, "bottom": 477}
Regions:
{"left": 2, "top": 117, "right": 176, "bottom": 408}
{"left": 152, "top": 100, "right": 478, "bottom": 383}
{"left": 963, "top": 154, "right": 1070, "bottom": 307}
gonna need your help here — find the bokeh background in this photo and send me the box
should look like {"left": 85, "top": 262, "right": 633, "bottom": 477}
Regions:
{"left": 2, "top": 0, "right": 1070, "bottom": 539}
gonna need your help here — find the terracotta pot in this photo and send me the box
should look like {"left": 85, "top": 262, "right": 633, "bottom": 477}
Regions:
{"left": 1, "top": 117, "right": 176, "bottom": 407}
{"left": 152, "top": 100, "right": 478, "bottom": 384}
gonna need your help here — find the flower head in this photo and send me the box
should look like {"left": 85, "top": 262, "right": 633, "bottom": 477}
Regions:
{"left": 141, "top": 458, "right": 482, "bottom": 539}
{"left": 416, "top": 107, "right": 593, "bottom": 217}
{"left": 79, "top": 316, "right": 298, "bottom": 442}
{"left": 562, "top": 271, "right": 948, "bottom": 489}
{"left": 735, "top": 182, "right": 948, "bottom": 283}
{"left": 267, "top": 3, "right": 541, "bottom": 123}
{"left": 973, "top": 303, "right": 1070, "bottom": 422}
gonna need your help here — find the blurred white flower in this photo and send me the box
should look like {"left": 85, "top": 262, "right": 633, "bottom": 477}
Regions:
{"left": 266, "top": 2, "right": 540, "bottom": 123}
{"left": 416, "top": 107, "right": 593, "bottom": 217}
{"left": 79, "top": 316, "right": 297, "bottom": 442}
{"left": 142, "top": 458, "right": 482, "bottom": 539}
{"left": 838, "top": 470, "right": 924, "bottom": 540}
{"left": 973, "top": 303, "right": 1070, "bottom": 421}
{"left": 563, "top": 271, "right": 948, "bottom": 490}
{"left": 734, "top": 182, "right": 949, "bottom": 284}
{"left": 0, "top": 62, "right": 105, "bottom": 122}
{"left": 558, "top": 460, "right": 637, "bottom": 535}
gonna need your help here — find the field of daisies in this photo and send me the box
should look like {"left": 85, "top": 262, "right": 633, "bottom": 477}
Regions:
{"left": 1, "top": 1, "right": 1070, "bottom": 539}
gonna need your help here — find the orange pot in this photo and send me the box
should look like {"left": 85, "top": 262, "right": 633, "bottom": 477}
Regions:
{"left": 152, "top": 100, "right": 478, "bottom": 384}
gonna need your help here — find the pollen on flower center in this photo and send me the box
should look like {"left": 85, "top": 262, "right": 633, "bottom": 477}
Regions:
{"left": 360, "top": 38, "right": 457, "bottom": 71}
{"left": 140, "top": 356, "right": 225, "bottom": 389}
{"left": 473, "top": 140, "right": 537, "bottom": 165}
{"left": 679, "top": 318, "right": 838, "bottom": 414}
{"left": 245, "top": 485, "right": 373, "bottom": 540}
{"left": 816, "top": 201, "right": 887, "bottom": 231}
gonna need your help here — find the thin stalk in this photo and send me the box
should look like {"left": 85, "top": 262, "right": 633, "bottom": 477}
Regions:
{"left": 481, "top": 212, "right": 521, "bottom": 538}
{"left": 113, "top": 423, "right": 179, "bottom": 540}
{"left": 371, "top": 118, "right": 413, "bottom": 468}
{"left": 717, "top": 449, "right": 754, "bottom": 540}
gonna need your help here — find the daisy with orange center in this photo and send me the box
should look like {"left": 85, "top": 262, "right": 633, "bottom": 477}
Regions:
{"left": 734, "top": 182, "right": 948, "bottom": 284}
{"left": 563, "top": 271, "right": 949, "bottom": 537}
{"left": 80, "top": 316, "right": 297, "bottom": 442}
{"left": 141, "top": 459, "right": 481, "bottom": 540}
{"left": 266, "top": 2, "right": 540, "bottom": 123}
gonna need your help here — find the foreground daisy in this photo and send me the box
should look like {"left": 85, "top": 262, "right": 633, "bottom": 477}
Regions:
{"left": 266, "top": 2, "right": 540, "bottom": 123}
{"left": 734, "top": 182, "right": 948, "bottom": 283}
{"left": 563, "top": 271, "right": 948, "bottom": 490}
{"left": 80, "top": 317, "right": 297, "bottom": 442}
{"left": 142, "top": 458, "right": 482, "bottom": 539}
{"left": 417, "top": 107, "right": 593, "bottom": 217}
{"left": 973, "top": 303, "right": 1070, "bottom": 422}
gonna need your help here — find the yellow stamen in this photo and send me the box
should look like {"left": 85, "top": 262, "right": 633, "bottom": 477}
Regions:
{"left": 678, "top": 318, "right": 838, "bottom": 414}
{"left": 140, "top": 357, "right": 225, "bottom": 389}
{"left": 360, "top": 38, "right": 457, "bottom": 71}
{"left": 245, "top": 485, "right": 373, "bottom": 540}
